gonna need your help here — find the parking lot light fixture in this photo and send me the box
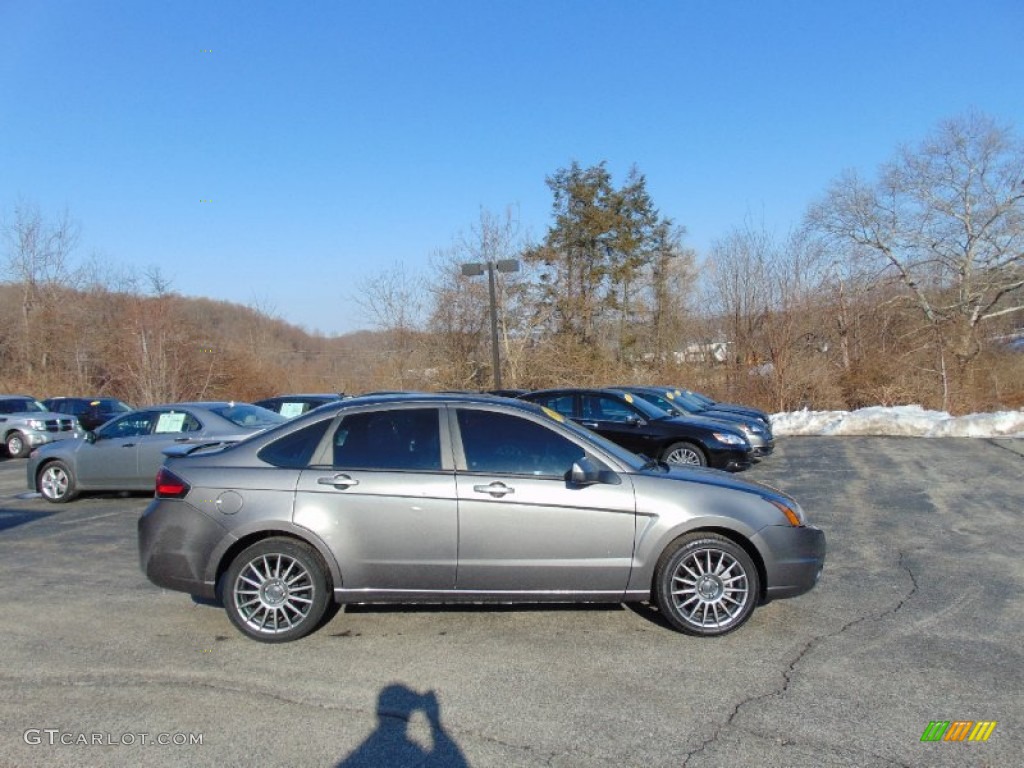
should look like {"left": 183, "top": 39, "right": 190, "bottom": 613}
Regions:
{"left": 460, "top": 258, "right": 519, "bottom": 389}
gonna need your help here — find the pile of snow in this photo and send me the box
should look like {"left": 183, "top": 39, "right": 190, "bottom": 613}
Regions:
{"left": 771, "top": 405, "right": 1024, "bottom": 438}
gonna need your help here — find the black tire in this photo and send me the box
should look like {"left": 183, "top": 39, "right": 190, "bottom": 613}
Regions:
{"left": 38, "top": 460, "right": 78, "bottom": 503}
{"left": 661, "top": 441, "right": 706, "bottom": 467}
{"left": 6, "top": 431, "right": 30, "bottom": 459}
{"left": 654, "top": 533, "right": 760, "bottom": 637}
{"left": 222, "top": 538, "right": 331, "bottom": 643}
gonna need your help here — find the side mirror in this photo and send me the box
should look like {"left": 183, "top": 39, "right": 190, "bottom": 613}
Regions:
{"left": 84, "top": 431, "right": 97, "bottom": 444}
{"left": 570, "top": 456, "right": 605, "bottom": 486}
{"left": 626, "top": 415, "right": 646, "bottom": 427}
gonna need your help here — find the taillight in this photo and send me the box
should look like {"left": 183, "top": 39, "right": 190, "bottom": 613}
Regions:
{"left": 155, "top": 468, "right": 191, "bottom": 499}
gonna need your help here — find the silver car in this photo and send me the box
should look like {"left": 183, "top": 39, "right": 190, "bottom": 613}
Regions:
{"left": 139, "top": 393, "right": 825, "bottom": 642}
{"left": 27, "top": 402, "right": 285, "bottom": 503}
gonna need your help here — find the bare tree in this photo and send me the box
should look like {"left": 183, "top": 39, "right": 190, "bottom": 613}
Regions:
{"left": 1, "top": 202, "right": 80, "bottom": 381}
{"left": 807, "top": 112, "right": 1024, "bottom": 409}
{"left": 354, "top": 263, "right": 428, "bottom": 389}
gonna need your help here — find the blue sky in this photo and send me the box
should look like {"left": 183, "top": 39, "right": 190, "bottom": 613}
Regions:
{"left": 2, "top": 0, "right": 1022, "bottom": 335}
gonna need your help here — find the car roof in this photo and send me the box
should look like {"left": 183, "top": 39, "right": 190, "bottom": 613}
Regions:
{"left": 314, "top": 391, "right": 547, "bottom": 414}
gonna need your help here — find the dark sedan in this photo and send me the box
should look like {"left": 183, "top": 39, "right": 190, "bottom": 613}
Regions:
{"left": 620, "top": 386, "right": 774, "bottom": 458}
{"left": 519, "top": 388, "right": 753, "bottom": 471}
{"left": 676, "top": 388, "right": 771, "bottom": 426}
{"left": 253, "top": 393, "right": 346, "bottom": 418}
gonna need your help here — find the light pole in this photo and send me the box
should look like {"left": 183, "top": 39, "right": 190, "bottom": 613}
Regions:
{"left": 460, "top": 258, "right": 519, "bottom": 389}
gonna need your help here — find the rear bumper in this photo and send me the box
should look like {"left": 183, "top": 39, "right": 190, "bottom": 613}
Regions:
{"left": 753, "top": 524, "right": 826, "bottom": 601}
{"left": 138, "top": 500, "right": 229, "bottom": 599}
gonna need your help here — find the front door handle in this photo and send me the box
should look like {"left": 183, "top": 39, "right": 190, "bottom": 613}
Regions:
{"left": 122, "top": 443, "right": 136, "bottom": 448}
{"left": 473, "top": 482, "right": 514, "bottom": 498}
{"left": 580, "top": 421, "right": 599, "bottom": 429}
{"left": 318, "top": 474, "right": 359, "bottom": 489}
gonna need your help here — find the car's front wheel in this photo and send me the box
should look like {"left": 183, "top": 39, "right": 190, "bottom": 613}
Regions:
{"left": 661, "top": 441, "right": 706, "bottom": 467}
{"left": 6, "top": 431, "right": 29, "bottom": 459}
{"left": 655, "top": 533, "right": 760, "bottom": 637}
{"left": 38, "top": 460, "right": 77, "bottom": 503}
{"left": 222, "top": 538, "right": 331, "bottom": 643}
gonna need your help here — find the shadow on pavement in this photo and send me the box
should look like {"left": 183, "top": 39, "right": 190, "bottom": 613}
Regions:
{"left": 336, "top": 684, "right": 469, "bottom": 768}
{"left": 0, "top": 506, "right": 56, "bottom": 532}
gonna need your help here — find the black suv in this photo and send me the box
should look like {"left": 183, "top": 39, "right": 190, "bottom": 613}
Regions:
{"left": 519, "top": 388, "right": 753, "bottom": 471}
{"left": 43, "top": 397, "right": 133, "bottom": 432}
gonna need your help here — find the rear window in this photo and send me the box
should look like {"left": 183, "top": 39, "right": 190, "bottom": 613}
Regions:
{"left": 210, "top": 404, "right": 286, "bottom": 428}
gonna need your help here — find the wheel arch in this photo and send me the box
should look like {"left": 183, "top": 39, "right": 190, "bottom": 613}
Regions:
{"left": 630, "top": 524, "right": 770, "bottom": 606}
{"left": 645, "top": 525, "right": 768, "bottom": 604}
{"left": 208, "top": 524, "right": 343, "bottom": 602}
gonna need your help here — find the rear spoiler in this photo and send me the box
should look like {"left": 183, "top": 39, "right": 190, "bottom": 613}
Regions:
{"left": 162, "top": 440, "right": 237, "bottom": 458}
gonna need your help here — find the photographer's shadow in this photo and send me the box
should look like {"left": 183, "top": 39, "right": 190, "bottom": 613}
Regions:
{"left": 337, "top": 684, "right": 469, "bottom": 768}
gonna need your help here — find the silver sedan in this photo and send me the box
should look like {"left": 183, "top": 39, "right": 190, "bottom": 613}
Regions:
{"left": 27, "top": 402, "right": 285, "bottom": 503}
{"left": 138, "top": 394, "right": 825, "bottom": 642}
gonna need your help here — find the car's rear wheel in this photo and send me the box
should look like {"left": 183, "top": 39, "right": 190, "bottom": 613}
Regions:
{"left": 38, "top": 460, "right": 77, "bottom": 503}
{"left": 223, "top": 538, "right": 331, "bottom": 643}
{"left": 655, "top": 533, "right": 759, "bottom": 637}
{"left": 661, "top": 441, "right": 706, "bottom": 467}
{"left": 6, "top": 431, "right": 29, "bottom": 459}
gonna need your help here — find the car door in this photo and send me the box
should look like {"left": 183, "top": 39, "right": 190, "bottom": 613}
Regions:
{"left": 133, "top": 410, "right": 205, "bottom": 490}
{"left": 451, "top": 406, "right": 636, "bottom": 596}
{"left": 75, "top": 411, "right": 155, "bottom": 488}
{"left": 579, "top": 393, "right": 663, "bottom": 458}
{"left": 293, "top": 406, "right": 458, "bottom": 591}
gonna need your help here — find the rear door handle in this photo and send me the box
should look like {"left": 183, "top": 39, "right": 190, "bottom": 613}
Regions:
{"left": 473, "top": 482, "right": 514, "bottom": 498}
{"left": 318, "top": 474, "right": 358, "bottom": 489}
{"left": 580, "top": 421, "right": 599, "bottom": 429}
{"left": 122, "top": 443, "right": 136, "bottom": 448}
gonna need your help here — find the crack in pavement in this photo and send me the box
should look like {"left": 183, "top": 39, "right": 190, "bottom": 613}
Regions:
{"left": 681, "top": 550, "right": 919, "bottom": 768}
{"left": 984, "top": 438, "right": 1024, "bottom": 459}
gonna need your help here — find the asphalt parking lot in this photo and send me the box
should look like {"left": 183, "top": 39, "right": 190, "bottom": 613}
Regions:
{"left": 1, "top": 437, "right": 1021, "bottom": 768}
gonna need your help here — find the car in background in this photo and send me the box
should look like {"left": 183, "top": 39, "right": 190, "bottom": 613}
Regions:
{"left": 619, "top": 386, "right": 774, "bottom": 458}
{"left": 676, "top": 388, "right": 771, "bottom": 426}
{"left": 27, "top": 401, "right": 285, "bottom": 503}
{"left": 43, "top": 396, "right": 133, "bottom": 432}
{"left": 519, "top": 388, "right": 753, "bottom": 471}
{"left": 253, "top": 394, "right": 346, "bottom": 418}
{"left": 1, "top": 395, "right": 81, "bottom": 458}
{"left": 138, "top": 392, "right": 825, "bottom": 642}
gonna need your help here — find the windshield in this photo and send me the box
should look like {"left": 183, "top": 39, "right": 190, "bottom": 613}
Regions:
{"left": 0, "top": 398, "right": 46, "bottom": 414}
{"left": 670, "top": 390, "right": 710, "bottom": 412}
{"left": 620, "top": 392, "right": 675, "bottom": 420}
{"left": 210, "top": 404, "right": 287, "bottom": 428}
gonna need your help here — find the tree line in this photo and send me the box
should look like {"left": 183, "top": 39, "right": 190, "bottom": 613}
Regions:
{"left": 3, "top": 112, "right": 1022, "bottom": 414}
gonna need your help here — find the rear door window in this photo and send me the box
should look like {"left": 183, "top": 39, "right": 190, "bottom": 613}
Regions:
{"left": 331, "top": 408, "right": 442, "bottom": 471}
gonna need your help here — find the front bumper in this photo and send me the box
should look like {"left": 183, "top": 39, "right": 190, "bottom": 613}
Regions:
{"left": 753, "top": 524, "right": 826, "bottom": 601}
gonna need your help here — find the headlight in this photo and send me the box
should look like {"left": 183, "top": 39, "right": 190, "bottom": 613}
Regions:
{"left": 768, "top": 498, "right": 806, "bottom": 527}
{"left": 713, "top": 432, "right": 747, "bottom": 446}
{"left": 26, "top": 419, "right": 46, "bottom": 430}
